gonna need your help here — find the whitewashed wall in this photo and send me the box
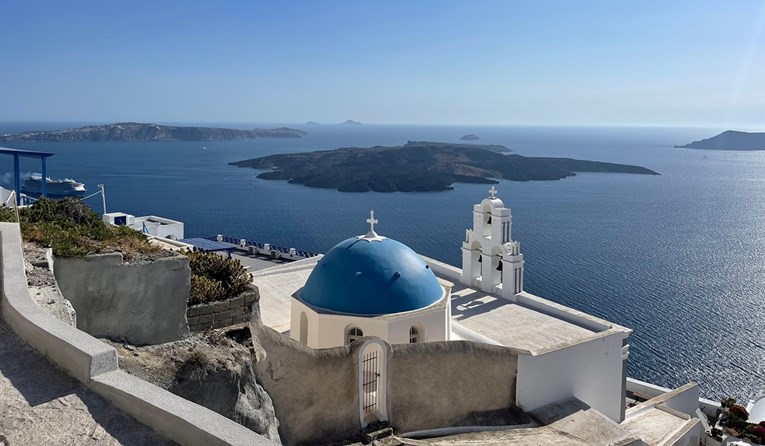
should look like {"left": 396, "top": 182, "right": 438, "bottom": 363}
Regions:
{"left": 516, "top": 331, "right": 627, "bottom": 422}
{"left": 291, "top": 298, "right": 449, "bottom": 348}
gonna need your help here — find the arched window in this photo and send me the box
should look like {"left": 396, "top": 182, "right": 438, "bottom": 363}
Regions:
{"left": 346, "top": 326, "right": 364, "bottom": 344}
{"left": 409, "top": 326, "right": 420, "bottom": 343}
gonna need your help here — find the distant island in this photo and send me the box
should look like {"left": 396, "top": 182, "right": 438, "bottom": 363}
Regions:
{"left": 675, "top": 130, "right": 765, "bottom": 151}
{"left": 459, "top": 134, "right": 480, "bottom": 141}
{"left": 0, "top": 122, "right": 307, "bottom": 142}
{"left": 303, "top": 119, "right": 363, "bottom": 126}
{"left": 230, "top": 140, "right": 658, "bottom": 192}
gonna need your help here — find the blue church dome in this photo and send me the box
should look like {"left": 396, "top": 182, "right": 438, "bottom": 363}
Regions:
{"left": 300, "top": 236, "right": 444, "bottom": 315}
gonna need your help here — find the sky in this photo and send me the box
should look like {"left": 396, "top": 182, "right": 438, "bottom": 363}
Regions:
{"left": 1, "top": 1, "right": 765, "bottom": 127}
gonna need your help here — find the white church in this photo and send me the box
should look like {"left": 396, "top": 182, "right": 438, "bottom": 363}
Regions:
{"left": 255, "top": 187, "right": 703, "bottom": 442}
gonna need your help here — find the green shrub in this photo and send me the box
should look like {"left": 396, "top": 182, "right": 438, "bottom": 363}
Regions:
{"left": 0, "top": 205, "right": 17, "bottom": 222}
{"left": 185, "top": 250, "right": 251, "bottom": 305}
{"left": 13, "top": 198, "right": 160, "bottom": 259}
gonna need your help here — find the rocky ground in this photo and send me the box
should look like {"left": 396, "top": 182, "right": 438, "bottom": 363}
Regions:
{"left": 22, "top": 241, "right": 76, "bottom": 326}
{"left": 103, "top": 325, "right": 282, "bottom": 443}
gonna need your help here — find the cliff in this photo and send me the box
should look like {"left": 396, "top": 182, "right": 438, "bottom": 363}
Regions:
{"left": 675, "top": 130, "right": 765, "bottom": 150}
{"left": 230, "top": 140, "right": 659, "bottom": 192}
{"left": 0, "top": 122, "right": 307, "bottom": 142}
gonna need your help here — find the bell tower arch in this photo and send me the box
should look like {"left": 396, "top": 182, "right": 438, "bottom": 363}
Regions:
{"left": 461, "top": 186, "right": 524, "bottom": 297}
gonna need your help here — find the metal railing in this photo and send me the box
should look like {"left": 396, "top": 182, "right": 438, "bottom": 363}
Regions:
{"left": 204, "top": 235, "right": 319, "bottom": 258}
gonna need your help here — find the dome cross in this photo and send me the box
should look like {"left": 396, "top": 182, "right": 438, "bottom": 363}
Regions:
{"left": 489, "top": 185, "right": 497, "bottom": 199}
{"left": 366, "top": 210, "right": 379, "bottom": 235}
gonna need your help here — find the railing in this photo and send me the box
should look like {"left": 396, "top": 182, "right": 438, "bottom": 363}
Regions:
{"left": 204, "top": 235, "right": 320, "bottom": 258}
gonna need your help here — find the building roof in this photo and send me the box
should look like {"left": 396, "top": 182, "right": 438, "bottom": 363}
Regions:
{"left": 0, "top": 147, "right": 55, "bottom": 158}
{"left": 179, "top": 238, "right": 236, "bottom": 253}
{"left": 300, "top": 235, "right": 443, "bottom": 316}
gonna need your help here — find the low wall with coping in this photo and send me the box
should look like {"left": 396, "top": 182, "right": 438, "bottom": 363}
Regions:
{"left": 53, "top": 252, "right": 191, "bottom": 345}
{"left": 0, "top": 223, "right": 273, "bottom": 446}
{"left": 188, "top": 289, "right": 259, "bottom": 332}
{"left": 250, "top": 323, "right": 360, "bottom": 446}
{"left": 250, "top": 323, "right": 521, "bottom": 445}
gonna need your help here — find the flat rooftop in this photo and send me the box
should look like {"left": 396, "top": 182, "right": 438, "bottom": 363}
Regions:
{"left": 449, "top": 283, "right": 596, "bottom": 353}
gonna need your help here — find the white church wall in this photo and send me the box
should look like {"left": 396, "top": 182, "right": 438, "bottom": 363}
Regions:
{"left": 385, "top": 305, "right": 448, "bottom": 344}
{"left": 292, "top": 291, "right": 451, "bottom": 348}
{"left": 516, "top": 330, "right": 627, "bottom": 422}
{"left": 317, "top": 315, "right": 389, "bottom": 348}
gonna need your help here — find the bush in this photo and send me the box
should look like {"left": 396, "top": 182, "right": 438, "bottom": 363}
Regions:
{"left": 0, "top": 205, "right": 17, "bottom": 222}
{"left": 11, "top": 197, "right": 160, "bottom": 260}
{"left": 185, "top": 250, "right": 251, "bottom": 305}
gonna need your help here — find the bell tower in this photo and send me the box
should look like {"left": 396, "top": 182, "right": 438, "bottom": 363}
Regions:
{"left": 461, "top": 186, "right": 524, "bottom": 297}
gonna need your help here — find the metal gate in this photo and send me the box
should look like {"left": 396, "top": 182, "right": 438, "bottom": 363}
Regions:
{"left": 361, "top": 349, "right": 379, "bottom": 415}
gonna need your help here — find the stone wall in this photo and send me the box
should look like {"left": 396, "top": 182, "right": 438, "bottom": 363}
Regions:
{"left": 188, "top": 289, "right": 259, "bottom": 332}
{"left": 54, "top": 253, "right": 191, "bottom": 345}
{"left": 249, "top": 323, "right": 520, "bottom": 445}
{"left": 387, "top": 341, "right": 519, "bottom": 433}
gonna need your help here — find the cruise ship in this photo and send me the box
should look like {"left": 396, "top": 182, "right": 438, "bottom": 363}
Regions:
{"left": 21, "top": 174, "right": 86, "bottom": 198}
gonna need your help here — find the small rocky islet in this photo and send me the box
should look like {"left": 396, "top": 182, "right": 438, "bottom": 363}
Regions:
{"left": 230, "top": 140, "right": 659, "bottom": 192}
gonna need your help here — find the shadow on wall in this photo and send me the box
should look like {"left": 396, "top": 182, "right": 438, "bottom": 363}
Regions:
{"left": 249, "top": 323, "right": 521, "bottom": 446}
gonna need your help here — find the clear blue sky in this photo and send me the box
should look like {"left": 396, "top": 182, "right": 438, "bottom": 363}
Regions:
{"left": 1, "top": 1, "right": 764, "bottom": 126}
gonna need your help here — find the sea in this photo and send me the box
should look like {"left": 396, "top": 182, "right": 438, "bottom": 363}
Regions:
{"left": 1, "top": 121, "right": 764, "bottom": 402}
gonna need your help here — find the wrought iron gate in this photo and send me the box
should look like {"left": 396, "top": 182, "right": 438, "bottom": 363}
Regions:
{"left": 361, "top": 349, "right": 379, "bottom": 414}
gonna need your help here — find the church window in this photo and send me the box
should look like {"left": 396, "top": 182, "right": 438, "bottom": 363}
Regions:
{"left": 409, "top": 326, "right": 420, "bottom": 343}
{"left": 346, "top": 326, "right": 363, "bottom": 344}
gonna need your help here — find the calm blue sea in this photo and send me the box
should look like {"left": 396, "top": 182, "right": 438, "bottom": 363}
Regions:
{"left": 2, "top": 122, "right": 764, "bottom": 401}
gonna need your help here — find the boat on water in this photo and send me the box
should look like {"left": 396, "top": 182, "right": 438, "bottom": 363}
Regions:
{"left": 21, "top": 174, "right": 86, "bottom": 199}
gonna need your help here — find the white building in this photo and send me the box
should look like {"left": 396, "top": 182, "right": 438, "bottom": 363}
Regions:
{"left": 254, "top": 187, "right": 703, "bottom": 435}
{"left": 290, "top": 212, "right": 452, "bottom": 349}
{"left": 103, "top": 212, "right": 184, "bottom": 240}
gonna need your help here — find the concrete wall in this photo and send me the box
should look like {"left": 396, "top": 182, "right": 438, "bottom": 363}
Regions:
{"left": 388, "top": 341, "right": 518, "bottom": 433}
{"left": 54, "top": 252, "right": 191, "bottom": 345}
{"left": 188, "top": 289, "right": 258, "bottom": 332}
{"left": 250, "top": 323, "right": 360, "bottom": 446}
{"left": 516, "top": 331, "right": 627, "bottom": 422}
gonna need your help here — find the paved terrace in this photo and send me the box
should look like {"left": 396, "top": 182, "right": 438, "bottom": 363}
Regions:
{"left": 0, "top": 321, "right": 174, "bottom": 446}
{"left": 251, "top": 256, "right": 321, "bottom": 334}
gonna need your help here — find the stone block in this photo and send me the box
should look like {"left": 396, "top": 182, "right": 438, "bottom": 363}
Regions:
{"left": 187, "top": 304, "right": 215, "bottom": 317}
{"left": 212, "top": 317, "right": 233, "bottom": 329}
{"left": 197, "top": 314, "right": 213, "bottom": 325}
{"left": 229, "top": 296, "right": 244, "bottom": 309}
{"left": 243, "top": 289, "right": 259, "bottom": 304}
